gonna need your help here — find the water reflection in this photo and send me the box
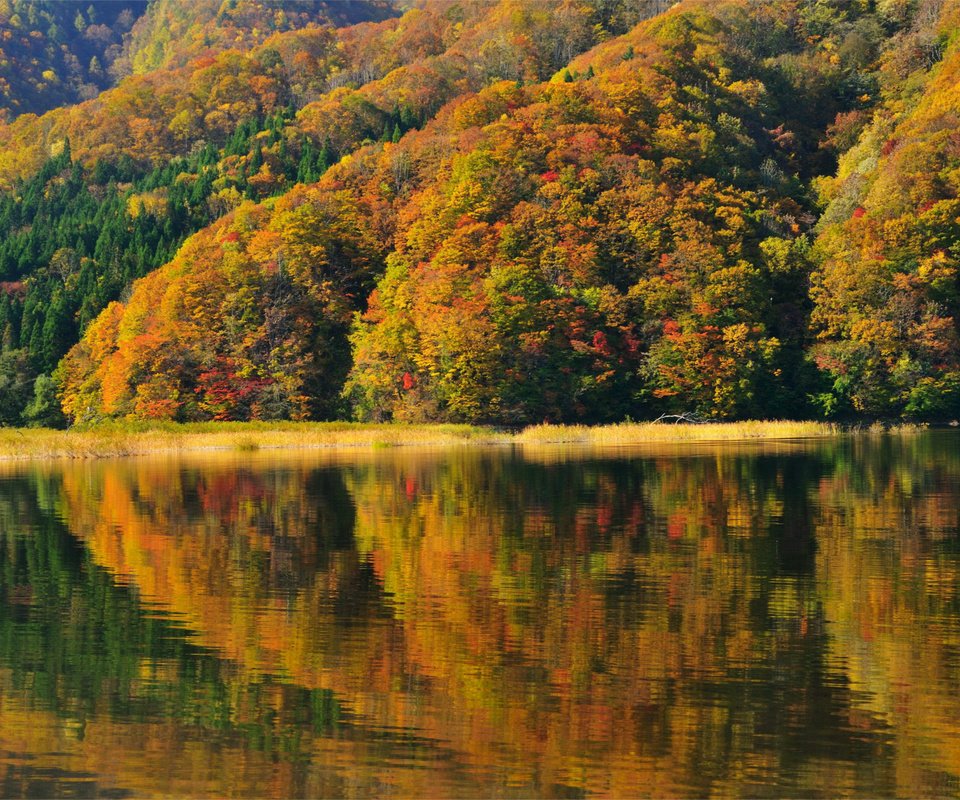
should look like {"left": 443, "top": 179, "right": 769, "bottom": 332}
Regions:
{"left": 0, "top": 437, "right": 958, "bottom": 797}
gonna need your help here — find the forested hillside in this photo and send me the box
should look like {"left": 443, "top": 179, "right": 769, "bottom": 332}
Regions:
{"left": 809, "top": 0, "right": 960, "bottom": 418}
{"left": 0, "top": 0, "right": 389, "bottom": 119}
{"left": 123, "top": 0, "right": 394, "bottom": 75}
{"left": 0, "top": 0, "right": 148, "bottom": 117}
{"left": 2, "top": 0, "right": 959, "bottom": 426}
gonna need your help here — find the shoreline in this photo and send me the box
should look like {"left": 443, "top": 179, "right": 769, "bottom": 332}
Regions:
{"left": 0, "top": 420, "right": 928, "bottom": 462}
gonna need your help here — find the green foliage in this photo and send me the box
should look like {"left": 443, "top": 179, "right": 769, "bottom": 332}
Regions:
{"left": 0, "top": 108, "right": 335, "bottom": 424}
{"left": 23, "top": 373, "right": 66, "bottom": 428}
{"left": 0, "top": 347, "right": 33, "bottom": 425}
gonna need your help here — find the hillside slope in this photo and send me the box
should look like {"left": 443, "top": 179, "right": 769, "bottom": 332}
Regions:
{"left": 5, "top": 0, "right": 960, "bottom": 426}
{"left": 809, "top": 0, "right": 960, "bottom": 418}
{"left": 0, "top": 0, "right": 148, "bottom": 117}
{"left": 0, "top": 0, "right": 663, "bottom": 426}
{"left": 57, "top": 0, "right": 903, "bottom": 424}
{"left": 124, "top": 0, "right": 394, "bottom": 75}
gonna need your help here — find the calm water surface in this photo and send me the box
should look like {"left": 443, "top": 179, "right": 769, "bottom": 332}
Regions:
{"left": 0, "top": 434, "right": 959, "bottom": 798}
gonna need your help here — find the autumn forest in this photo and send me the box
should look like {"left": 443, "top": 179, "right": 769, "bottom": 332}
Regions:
{"left": 0, "top": 0, "right": 959, "bottom": 427}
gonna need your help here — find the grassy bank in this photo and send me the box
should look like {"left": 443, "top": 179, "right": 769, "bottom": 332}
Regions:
{"left": 0, "top": 421, "right": 507, "bottom": 460}
{"left": 0, "top": 419, "right": 909, "bottom": 461}
{"left": 515, "top": 420, "right": 845, "bottom": 444}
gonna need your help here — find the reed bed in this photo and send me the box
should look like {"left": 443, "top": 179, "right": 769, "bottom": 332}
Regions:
{"left": 515, "top": 420, "right": 842, "bottom": 445}
{"left": 0, "top": 421, "right": 506, "bottom": 460}
{"left": 0, "top": 419, "right": 931, "bottom": 461}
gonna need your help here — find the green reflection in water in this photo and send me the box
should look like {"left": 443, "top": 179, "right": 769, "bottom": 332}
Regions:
{"left": 0, "top": 435, "right": 957, "bottom": 797}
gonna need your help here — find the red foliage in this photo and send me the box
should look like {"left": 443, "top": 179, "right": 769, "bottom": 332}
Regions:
{"left": 0, "top": 281, "right": 25, "bottom": 297}
{"left": 196, "top": 363, "right": 272, "bottom": 420}
{"left": 190, "top": 55, "right": 218, "bottom": 70}
{"left": 814, "top": 352, "right": 848, "bottom": 375}
{"left": 592, "top": 330, "right": 611, "bottom": 355}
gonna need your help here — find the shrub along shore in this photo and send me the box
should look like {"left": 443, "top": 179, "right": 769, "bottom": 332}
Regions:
{"left": 0, "top": 419, "right": 929, "bottom": 461}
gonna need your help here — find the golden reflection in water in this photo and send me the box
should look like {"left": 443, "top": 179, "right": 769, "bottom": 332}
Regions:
{"left": 0, "top": 437, "right": 958, "bottom": 797}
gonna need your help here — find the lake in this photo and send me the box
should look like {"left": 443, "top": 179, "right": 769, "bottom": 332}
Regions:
{"left": 0, "top": 434, "right": 958, "bottom": 798}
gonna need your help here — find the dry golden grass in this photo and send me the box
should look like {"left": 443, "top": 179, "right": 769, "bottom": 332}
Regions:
{"left": 0, "top": 419, "right": 926, "bottom": 461}
{"left": 515, "top": 420, "right": 841, "bottom": 445}
{"left": 0, "top": 421, "right": 507, "bottom": 460}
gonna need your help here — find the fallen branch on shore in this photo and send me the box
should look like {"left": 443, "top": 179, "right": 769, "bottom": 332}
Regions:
{"left": 651, "top": 413, "right": 712, "bottom": 424}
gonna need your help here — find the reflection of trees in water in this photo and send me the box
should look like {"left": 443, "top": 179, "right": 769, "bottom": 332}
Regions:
{"left": 341, "top": 447, "right": 897, "bottom": 795}
{"left": 0, "top": 473, "right": 346, "bottom": 789}
{"left": 0, "top": 437, "right": 958, "bottom": 796}
{"left": 0, "top": 468, "right": 455, "bottom": 798}
{"left": 52, "top": 460, "right": 398, "bottom": 691}
{"left": 93, "top": 462, "right": 359, "bottom": 590}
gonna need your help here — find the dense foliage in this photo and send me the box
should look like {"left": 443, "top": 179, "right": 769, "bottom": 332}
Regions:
{"left": 0, "top": 0, "right": 147, "bottom": 117}
{"left": 3, "top": 0, "right": 960, "bottom": 425}
{"left": 123, "top": 0, "right": 394, "bottom": 75}
{"left": 0, "top": 0, "right": 393, "bottom": 118}
{"left": 56, "top": 187, "right": 381, "bottom": 423}
{"left": 809, "top": 0, "right": 960, "bottom": 418}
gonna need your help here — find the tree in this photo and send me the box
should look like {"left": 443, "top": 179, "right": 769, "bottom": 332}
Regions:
{"left": 22, "top": 373, "right": 67, "bottom": 428}
{"left": 0, "top": 348, "right": 34, "bottom": 425}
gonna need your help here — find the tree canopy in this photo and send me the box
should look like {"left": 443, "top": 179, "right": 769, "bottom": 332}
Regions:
{"left": 3, "top": 0, "right": 960, "bottom": 425}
